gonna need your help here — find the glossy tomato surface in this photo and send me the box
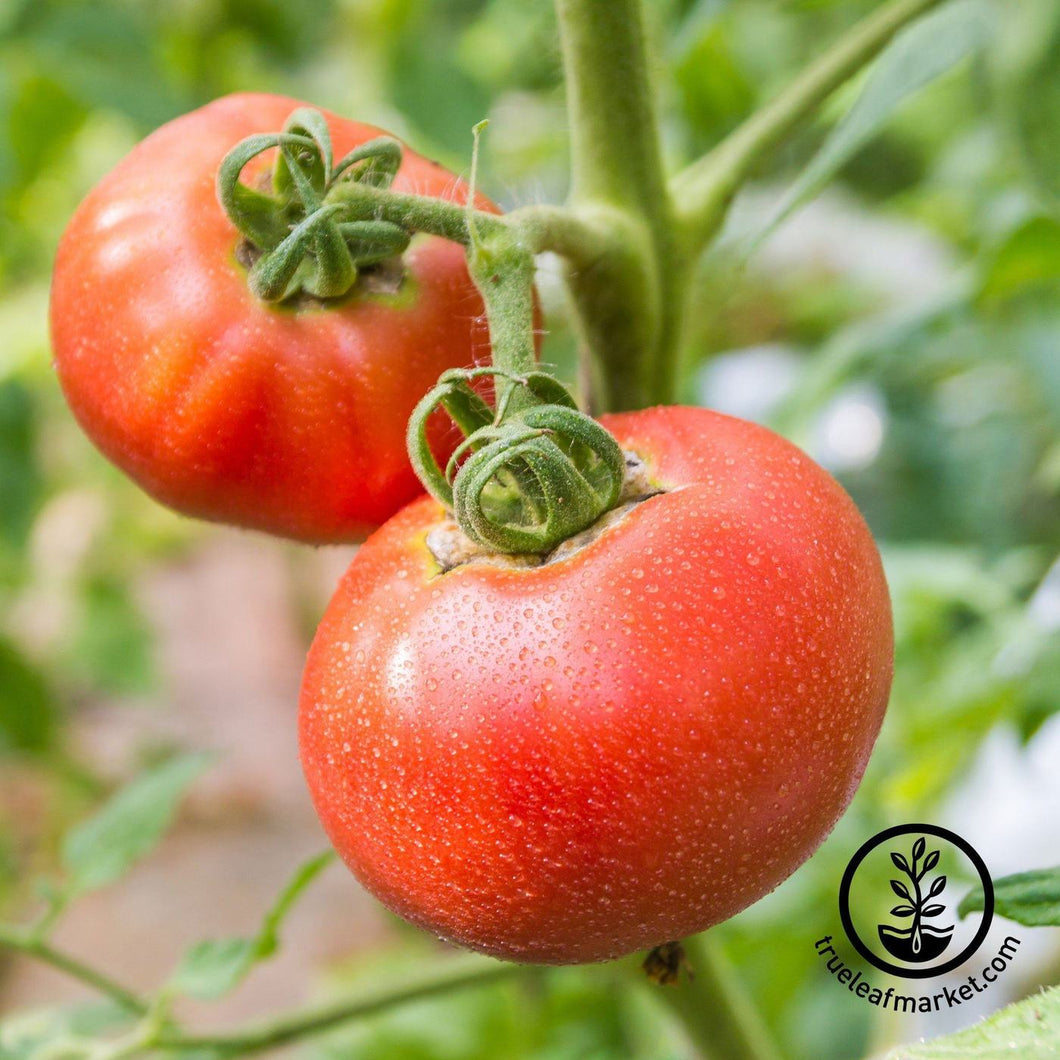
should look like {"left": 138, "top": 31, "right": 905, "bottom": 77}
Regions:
{"left": 299, "top": 406, "right": 893, "bottom": 963}
{"left": 50, "top": 93, "right": 494, "bottom": 542}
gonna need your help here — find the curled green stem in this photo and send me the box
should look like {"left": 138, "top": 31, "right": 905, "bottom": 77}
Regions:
{"left": 217, "top": 111, "right": 411, "bottom": 302}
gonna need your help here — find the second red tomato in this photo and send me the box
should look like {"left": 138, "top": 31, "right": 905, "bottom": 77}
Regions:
{"left": 300, "top": 406, "right": 893, "bottom": 964}
{"left": 50, "top": 93, "right": 500, "bottom": 543}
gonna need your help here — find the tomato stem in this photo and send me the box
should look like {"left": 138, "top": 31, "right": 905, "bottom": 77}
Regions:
{"left": 644, "top": 934, "right": 784, "bottom": 1060}
{"left": 154, "top": 957, "right": 521, "bottom": 1056}
{"left": 553, "top": 0, "right": 684, "bottom": 413}
{"left": 0, "top": 924, "right": 149, "bottom": 1016}
{"left": 670, "top": 0, "right": 948, "bottom": 254}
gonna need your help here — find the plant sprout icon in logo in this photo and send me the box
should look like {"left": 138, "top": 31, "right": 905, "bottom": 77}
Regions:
{"left": 879, "top": 836, "right": 953, "bottom": 963}
{"left": 839, "top": 823, "right": 994, "bottom": 979}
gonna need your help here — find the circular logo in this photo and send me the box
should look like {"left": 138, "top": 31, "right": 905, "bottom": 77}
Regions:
{"left": 839, "top": 824, "right": 993, "bottom": 979}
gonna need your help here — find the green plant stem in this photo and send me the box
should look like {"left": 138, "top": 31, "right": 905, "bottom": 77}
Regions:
{"left": 554, "top": 0, "right": 668, "bottom": 218}
{"left": 328, "top": 181, "right": 504, "bottom": 246}
{"left": 505, "top": 204, "right": 616, "bottom": 270}
{"left": 647, "top": 934, "right": 783, "bottom": 1060}
{"left": 553, "top": 0, "right": 682, "bottom": 412}
{"left": 466, "top": 233, "right": 538, "bottom": 408}
{"left": 670, "top": 0, "right": 948, "bottom": 252}
{"left": 154, "top": 958, "right": 521, "bottom": 1057}
{"left": 0, "top": 925, "right": 149, "bottom": 1016}
{"left": 328, "top": 183, "right": 612, "bottom": 269}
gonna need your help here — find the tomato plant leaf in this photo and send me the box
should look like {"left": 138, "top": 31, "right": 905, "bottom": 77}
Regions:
{"left": 746, "top": 0, "right": 991, "bottom": 250}
{"left": 882, "top": 984, "right": 1060, "bottom": 1059}
{"left": 170, "top": 851, "right": 334, "bottom": 1000}
{"left": 0, "top": 636, "right": 56, "bottom": 756}
{"left": 61, "top": 755, "right": 210, "bottom": 895}
{"left": 1007, "top": 3, "right": 1060, "bottom": 216}
{"left": 0, "top": 379, "right": 42, "bottom": 548}
{"left": 169, "top": 937, "right": 259, "bottom": 1002}
{"left": 959, "top": 866, "right": 1060, "bottom": 926}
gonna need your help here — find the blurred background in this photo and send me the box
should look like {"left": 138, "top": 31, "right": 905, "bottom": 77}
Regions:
{"left": 1, "top": 0, "right": 1058, "bottom": 1057}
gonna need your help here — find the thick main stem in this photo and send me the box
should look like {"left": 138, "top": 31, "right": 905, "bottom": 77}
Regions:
{"left": 555, "top": 0, "right": 668, "bottom": 216}
{"left": 554, "top": 0, "right": 682, "bottom": 412}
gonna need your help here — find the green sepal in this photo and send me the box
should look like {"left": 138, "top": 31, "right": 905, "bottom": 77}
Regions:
{"left": 216, "top": 131, "right": 315, "bottom": 249}
{"left": 332, "top": 136, "right": 403, "bottom": 189}
{"left": 407, "top": 376, "right": 495, "bottom": 510}
{"left": 337, "top": 220, "right": 411, "bottom": 265}
{"left": 407, "top": 365, "right": 626, "bottom": 555}
{"left": 274, "top": 107, "right": 333, "bottom": 199}
{"left": 248, "top": 203, "right": 350, "bottom": 302}
{"left": 217, "top": 110, "right": 408, "bottom": 303}
{"left": 453, "top": 412, "right": 621, "bottom": 554}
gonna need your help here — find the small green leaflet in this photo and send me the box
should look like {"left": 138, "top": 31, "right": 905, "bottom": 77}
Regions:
{"left": 746, "top": 0, "right": 992, "bottom": 251}
{"left": 62, "top": 754, "right": 211, "bottom": 895}
{"left": 0, "top": 636, "right": 56, "bottom": 755}
{"left": 170, "top": 851, "right": 335, "bottom": 1000}
{"left": 884, "top": 985, "right": 1060, "bottom": 1059}
{"left": 959, "top": 866, "right": 1060, "bottom": 927}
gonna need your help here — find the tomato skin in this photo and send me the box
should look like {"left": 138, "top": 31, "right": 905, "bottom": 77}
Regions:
{"left": 299, "top": 406, "right": 893, "bottom": 964}
{"left": 50, "top": 93, "right": 495, "bottom": 543}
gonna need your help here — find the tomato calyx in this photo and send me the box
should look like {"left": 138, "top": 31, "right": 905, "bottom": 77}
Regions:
{"left": 399, "top": 122, "right": 630, "bottom": 558}
{"left": 424, "top": 450, "right": 662, "bottom": 573}
{"left": 218, "top": 107, "right": 411, "bottom": 302}
{"left": 408, "top": 365, "right": 628, "bottom": 556}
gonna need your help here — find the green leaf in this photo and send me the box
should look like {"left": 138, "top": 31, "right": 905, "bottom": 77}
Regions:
{"left": 883, "top": 985, "right": 1060, "bottom": 1059}
{"left": 67, "top": 576, "right": 155, "bottom": 696}
{"left": 170, "top": 851, "right": 334, "bottom": 1000}
{"left": 169, "top": 938, "right": 259, "bottom": 1002}
{"left": 1007, "top": 0, "right": 1060, "bottom": 214}
{"left": 980, "top": 216, "right": 1060, "bottom": 303}
{"left": 0, "top": 379, "right": 41, "bottom": 547}
{"left": 61, "top": 755, "right": 210, "bottom": 895}
{"left": 959, "top": 866, "right": 1060, "bottom": 926}
{"left": 749, "top": 0, "right": 991, "bottom": 248}
{"left": 0, "top": 636, "right": 55, "bottom": 755}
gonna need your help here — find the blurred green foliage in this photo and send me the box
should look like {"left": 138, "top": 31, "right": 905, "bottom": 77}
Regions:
{"left": 1, "top": 0, "right": 1059, "bottom": 1058}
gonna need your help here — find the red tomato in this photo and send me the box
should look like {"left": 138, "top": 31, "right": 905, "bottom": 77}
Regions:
{"left": 50, "top": 93, "right": 497, "bottom": 543}
{"left": 299, "top": 405, "right": 893, "bottom": 964}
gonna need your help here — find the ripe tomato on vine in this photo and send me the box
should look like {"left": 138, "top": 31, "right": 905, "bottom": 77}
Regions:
{"left": 299, "top": 405, "right": 892, "bottom": 964}
{"left": 50, "top": 93, "right": 504, "bottom": 543}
